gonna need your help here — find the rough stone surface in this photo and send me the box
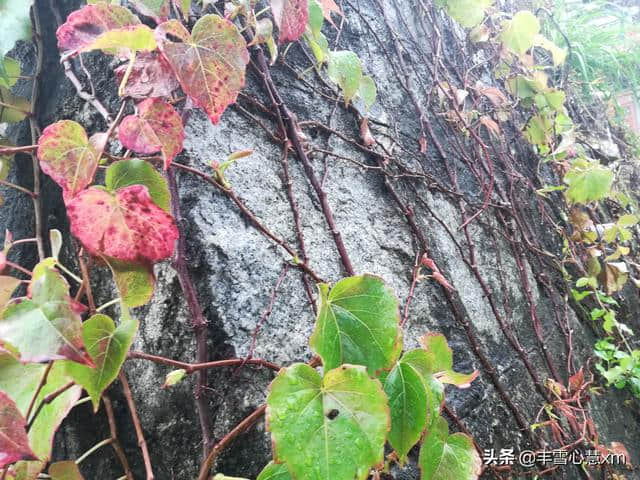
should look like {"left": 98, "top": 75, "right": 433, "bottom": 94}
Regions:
{"left": 1, "top": 1, "right": 639, "bottom": 480}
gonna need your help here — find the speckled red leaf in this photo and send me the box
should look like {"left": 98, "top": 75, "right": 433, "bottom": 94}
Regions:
{"left": 37, "top": 121, "right": 99, "bottom": 196}
{"left": 66, "top": 185, "right": 178, "bottom": 264}
{"left": 114, "top": 52, "right": 179, "bottom": 99}
{"left": 0, "top": 392, "right": 36, "bottom": 469}
{"left": 271, "top": 0, "right": 308, "bottom": 43}
{"left": 56, "top": 3, "right": 140, "bottom": 57}
{"left": 155, "top": 15, "right": 249, "bottom": 124}
{"left": 118, "top": 99, "right": 184, "bottom": 170}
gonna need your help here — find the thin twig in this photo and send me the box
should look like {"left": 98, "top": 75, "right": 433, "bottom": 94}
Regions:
{"left": 103, "top": 395, "right": 134, "bottom": 480}
{"left": 128, "top": 351, "right": 281, "bottom": 373}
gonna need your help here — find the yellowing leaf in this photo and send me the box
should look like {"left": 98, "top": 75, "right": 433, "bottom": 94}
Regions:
{"left": 104, "top": 257, "right": 154, "bottom": 308}
{"left": 163, "top": 368, "right": 187, "bottom": 388}
{"left": 37, "top": 120, "right": 99, "bottom": 196}
{"left": 271, "top": 0, "right": 308, "bottom": 42}
{"left": 327, "top": 50, "right": 363, "bottom": 104}
{"left": 155, "top": 15, "right": 249, "bottom": 124}
{"left": 420, "top": 333, "right": 478, "bottom": 387}
{"left": 500, "top": 11, "right": 540, "bottom": 56}
{"left": 49, "top": 461, "right": 85, "bottom": 480}
{"left": 533, "top": 34, "right": 567, "bottom": 66}
{"left": 440, "top": 0, "right": 494, "bottom": 28}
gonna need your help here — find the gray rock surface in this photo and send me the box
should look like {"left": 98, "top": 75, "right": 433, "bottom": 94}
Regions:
{"left": 2, "top": 1, "right": 639, "bottom": 479}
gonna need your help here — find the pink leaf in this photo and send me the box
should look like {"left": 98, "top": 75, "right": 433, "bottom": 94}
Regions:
{"left": 129, "top": 0, "right": 170, "bottom": 24}
{"left": 37, "top": 121, "right": 99, "bottom": 196}
{"left": 66, "top": 185, "right": 178, "bottom": 264}
{"left": 318, "top": 0, "right": 342, "bottom": 26}
{"left": 114, "top": 52, "right": 179, "bottom": 99}
{"left": 271, "top": 0, "right": 308, "bottom": 43}
{"left": 0, "top": 392, "right": 36, "bottom": 469}
{"left": 56, "top": 4, "right": 141, "bottom": 58}
{"left": 118, "top": 99, "right": 184, "bottom": 170}
{"left": 155, "top": 15, "right": 249, "bottom": 124}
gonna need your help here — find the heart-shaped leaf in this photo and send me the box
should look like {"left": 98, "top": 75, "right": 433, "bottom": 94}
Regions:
{"left": 0, "top": 266, "right": 90, "bottom": 365}
{"left": 310, "top": 274, "right": 402, "bottom": 375}
{"left": 49, "top": 461, "right": 84, "bottom": 480}
{"left": 64, "top": 314, "right": 138, "bottom": 412}
{"left": 66, "top": 185, "right": 178, "bottom": 264}
{"left": 438, "top": 0, "right": 494, "bottom": 28}
{"left": 118, "top": 99, "right": 184, "bottom": 170}
{"left": 383, "top": 349, "right": 444, "bottom": 461}
{"left": 564, "top": 159, "right": 614, "bottom": 204}
{"left": 271, "top": 0, "right": 308, "bottom": 43}
{"left": 419, "top": 416, "right": 481, "bottom": 480}
{"left": 327, "top": 51, "right": 363, "bottom": 104}
{"left": 130, "top": 0, "right": 170, "bottom": 24}
{"left": 0, "top": 391, "right": 36, "bottom": 469}
{"left": 155, "top": 15, "right": 249, "bottom": 124}
{"left": 420, "top": 334, "right": 478, "bottom": 387}
{"left": 499, "top": 10, "right": 540, "bottom": 56}
{"left": 257, "top": 462, "right": 292, "bottom": 480}
{"left": 267, "top": 363, "right": 389, "bottom": 480}
{"left": 104, "top": 257, "right": 154, "bottom": 308}
{"left": 114, "top": 52, "right": 179, "bottom": 99}
{"left": 0, "top": 353, "right": 82, "bottom": 460}
{"left": 56, "top": 4, "right": 141, "bottom": 58}
{"left": 37, "top": 121, "right": 99, "bottom": 196}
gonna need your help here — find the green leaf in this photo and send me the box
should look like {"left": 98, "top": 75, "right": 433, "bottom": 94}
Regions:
{"left": 0, "top": 267, "right": 90, "bottom": 365}
{"left": 310, "top": 274, "right": 402, "bottom": 375}
{"left": 0, "top": 353, "right": 82, "bottom": 460}
{"left": 163, "top": 368, "right": 187, "bottom": 388}
{"left": 49, "top": 461, "right": 85, "bottom": 480}
{"left": 0, "top": 86, "right": 30, "bottom": 123}
{"left": 104, "top": 257, "right": 154, "bottom": 308}
{"left": 617, "top": 214, "right": 638, "bottom": 227}
{"left": 383, "top": 349, "right": 444, "bottom": 461}
{"left": 500, "top": 11, "right": 540, "bottom": 56}
{"left": 0, "top": 1, "right": 34, "bottom": 58}
{"left": 105, "top": 158, "right": 170, "bottom": 212}
{"left": 0, "top": 56, "right": 20, "bottom": 88}
{"left": 534, "top": 90, "right": 565, "bottom": 112}
{"left": 524, "top": 113, "right": 553, "bottom": 146}
{"left": 441, "top": 0, "right": 494, "bottom": 28}
{"left": 533, "top": 34, "right": 567, "bottom": 66}
{"left": 357, "top": 76, "right": 376, "bottom": 112}
{"left": 307, "top": 0, "right": 324, "bottom": 38}
{"left": 421, "top": 334, "right": 478, "bottom": 387}
{"left": 64, "top": 314, "right": 138, "bottom": 412}
{"left": 129, "top": 0, "right": 170, "bottom": 23}
{"left": 0, "top": 275, "right": 20, "bottom": 310}
{"left": 327, "top": 50, "right": 363, "bottom": 104}
{"left": 419, "top": 416, "right": 481, "bottom": 480}
{"left": 79, "top": 24, "right": 157, "bottom": 55}
{"left": 257, "top": 462, "right": 292, "bottom": 480}
{"left": 564, "top": 159, "right": 613, "bottom": 204}
{"left": 304, "top": 31, "right": 329, "bottom": 64}
{"left": 267, "top": 363, "right": 389, "bottom": 480}
{"left": 178, "top": 0, "right": 191, "bottom": 20}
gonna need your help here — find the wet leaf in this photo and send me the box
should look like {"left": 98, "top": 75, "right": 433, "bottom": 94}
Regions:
{"left": 310, "top": 274, "right": 402, "bottom": 375}
{"left": 0, "top": 354, "right": 82, "bottom": 460}
{"left": 0, "top": 391, "right": 36, "bottom": 469}
{"left": 271, "top": 0, "right": 308, "bottom": 42}
{"left": 500, "top": 10, "right": 540, "bottom": 56}
{"left": 130, "top": 0, "right": 170, "bottom": 24}
{"left": 564, "top": 159, "right": 613, "bottom": 204}
{"left": 257, "top": 462, "right": 292, "bottom": 480}
{"left": 66, "top": 185, "right": 177, "bottom": 264}
{"left": 64, "top": 314, "right": 138, "bottom": 412}
{"left": 0, "top": 266, "right": 90, "bottom": 365}
{"left": 56, "top": 4, "right": 141, "bottom": 58}
{"left": 267, "top": 363, "right": 389, "bottom": 480}
{"left": 48, "top": 461, "right": 84, "bottom": 480}
{"left": 383, "top": 349, "right": 444, "bottom": 461}
{"left": 0, "top": 1, "right": 33, "bottom": 58}
{"left": 419, "top": 416, "right": 481, "bottom": 480}
{"left": 327, "top": 50, "right": 363, "bottom": 104}
{"left": 104, "top": 257, "right": 154, "bottom": 308}
{"left": 37, "top": 121, "right": 99, "bottom": 196}
{"left": 155, "top": 15, "right": 249, "bottom": 124}
{"left": 420, "top": 333, "right": 478, "bottom": 387}
{"left": 118, "top": 99, "right": 184, "bottom": 170}
{"left": 114, "top": 52, "right": 179, "bottom": 100}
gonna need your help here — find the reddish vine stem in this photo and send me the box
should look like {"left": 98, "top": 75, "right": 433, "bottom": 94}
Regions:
{"left": 128, "top": 351, "right": 281, "bottom": 373}
{"left": 118, "top": 371, "right": 155, "bottom": 480}
{"left": 77, "top": 249, "right": 96, "bottom": 314}
{"left": 252, "top": 44, "right": 356, "bottom": 277}
{"left": 25, "top": 361, "right": 52, "bottom": 422}
{"left": 26, "top": 381, "right": 74, "bottom": 431}
{"left": 166, "top": 168, "right": 214, "bottom": 458}
{"left": 197, "top": 404, "right": 267, "bottom": 480}
{"left": 103, "top": 395, "right": 134, "bottom": 480}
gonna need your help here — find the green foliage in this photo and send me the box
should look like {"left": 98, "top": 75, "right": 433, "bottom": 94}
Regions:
{"left": 595, "top": 338, "right": 640, "bottom": 398}
{"left": 63, "top": 314, "right": 138, "bottom": 412}
{"left": 105, "top": 159, "right": 171, "bottom": 212}
{"left": 500, "top": 11, "right": 540, "bottom": 56}
{"left": 266, "top": 363, "right": 389, "bottom": 480}
{"left": 435, "top": 0, "right": 493, "bottom": 28}
{"left": 310, "top": 274, "right": 402, "bottom": 374}
{"left": 257, "top": 462, "right": 292, "bottom": 480}
{"left": 48, "top": 461, "right": 85, "bottom": 480}
{"left": 564, "top": 158, "right": 614, "bottom": 204}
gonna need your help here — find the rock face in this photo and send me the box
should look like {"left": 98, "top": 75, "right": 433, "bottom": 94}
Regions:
{"left": 3, "top": 1, "right": 640, "bottom": 479}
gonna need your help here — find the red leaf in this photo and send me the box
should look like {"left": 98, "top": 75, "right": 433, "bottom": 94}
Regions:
{"left": 66, "top": 185, "right": 178, "bottom": 264}
{"left": 155, "top": 15, "right": 249, "bottom": 124}
{"left": 129, "top": 0, "right": 170, "bottom": 24}
{"left": 318, "top": 0, "right": 342, "bottom": 26}
{"left": 114, "top": 52, "right": 179, "bottom": 100}
{"left": 0, "top": 392, "right": 36, "bottom": 469}
{"left": 56, "top": 4, "right": 140, "bottom": 58}
{"left": 271, "top": 0, "right": 308, "bottom": 43}
{"left": 37, "top": 121, "right": 99, "bottom": 196}
{"left": 118, "top": 99, "right": 184, "bottom": 170}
